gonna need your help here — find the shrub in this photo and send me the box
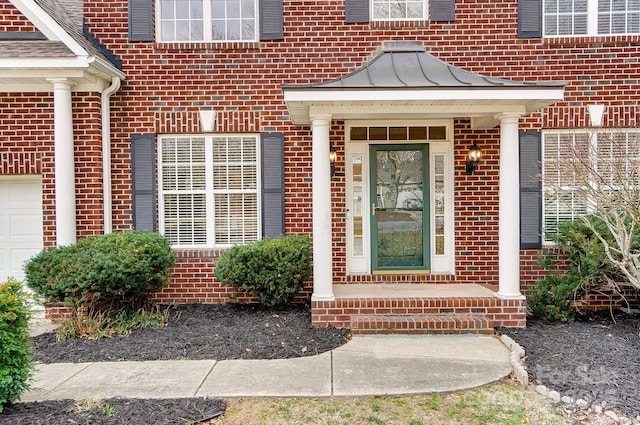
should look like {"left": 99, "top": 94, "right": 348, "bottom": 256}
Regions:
{"left": 25, "top": 231, "right": 176, "bottom": 310}
{"left": 214, "top": 235, "right": 312, "bottom": 307}
{"left": 527, "top": 215, "right": 638, "bottom": 321}
{"left": 0, "top": 279, "right": 33, "bottom": 412}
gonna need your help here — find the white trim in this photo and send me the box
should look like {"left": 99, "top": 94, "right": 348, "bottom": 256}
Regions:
{"left": 155, "top": 0, "right": 259, "bottom": 43}
{"left": 344, "top": 119, "right": 456, "bottom": 275}
{"left": 429, "top": 141, "right": 455, "bottom": 274}
{"left": 284, "top": 89, "right": 564, "bottom": 125}
{"left": 285, "top": 88, "right": 565, "bottom": 103}
{"left": 543, "top": 0, "right": 640, "bottom": 37}
{"left": 157, "top": 133, "right": 261, "bottom": 249}
{"left": 370, "top": 0, "right": 428, "bottom": 21}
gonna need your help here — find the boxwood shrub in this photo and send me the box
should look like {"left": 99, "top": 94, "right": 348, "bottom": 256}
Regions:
{"left": 214, "top": 235, "right": 312, "bottom": 307}
{"left": 0, "top": 279, "right": 33, "bottom": 412}
{"left": 25, "top": 231, "right": 176, "bottom": 310}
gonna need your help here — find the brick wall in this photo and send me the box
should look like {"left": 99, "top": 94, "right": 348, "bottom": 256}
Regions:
{"left": 85, "top": 0, "right": 640, "bottom": 304}
{"left": 0, "top": 2, "right": 39, "bottom": 31}
{"left": 2, "top": 0, "right": 639, "bottom": 308}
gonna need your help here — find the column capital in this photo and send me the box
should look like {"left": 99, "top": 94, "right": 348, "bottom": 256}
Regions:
{"left": 496, "top": 112, "right": 523, "bottom": 125}
{"left": 47, "top": 78, "right": 76, "bottom": 90}
{"left": 310, "top": 114, "right": 332, "bottom": 125}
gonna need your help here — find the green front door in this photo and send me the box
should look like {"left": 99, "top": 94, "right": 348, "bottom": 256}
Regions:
{"left": 370, "top": 144, "right": 429, "bottom": 272}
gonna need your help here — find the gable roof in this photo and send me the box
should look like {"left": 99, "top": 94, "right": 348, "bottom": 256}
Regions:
{"left": 283, "top": 41, "right": 566, "bottom": 128}
{"left": 0, "top": 0, "right": 124, "bottom": 92}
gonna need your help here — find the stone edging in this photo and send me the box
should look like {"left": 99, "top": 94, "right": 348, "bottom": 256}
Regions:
{"left": 499, "top": 334, "right": 528, "bottom": 386}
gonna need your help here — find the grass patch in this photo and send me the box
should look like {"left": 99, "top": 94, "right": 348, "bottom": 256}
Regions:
{"left": 218, "top": 381, "right": 570, "bottom": 425}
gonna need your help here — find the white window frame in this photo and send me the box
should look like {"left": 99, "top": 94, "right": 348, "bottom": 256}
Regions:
{"left": 542, "top": 129, "right": 640, "bottom": 244}
{"left": 156, "top": 0, "right": 259, "bottom": 43}
{"left": 344, "top": 120, "right": 455, "bottom": 275}
{"left": 544, "top": 0, "right": 640, "bottom": 37}
{"left": 371, "top": 0, "right": 428, "bottom": 21}
{"left": 158, "top": 134, "right": 261, "bottom": 248}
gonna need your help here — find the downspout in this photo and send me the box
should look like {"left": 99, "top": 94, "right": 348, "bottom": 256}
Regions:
{"left": 101, "top": 76, "right": 121, "bottom": 234}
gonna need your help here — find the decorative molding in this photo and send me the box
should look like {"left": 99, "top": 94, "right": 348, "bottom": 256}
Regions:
{"left": 0, "top": 152, "right": 41, "bottom": 174}
{"left": 155, "top": 110, "right": 261, "bottom": 134}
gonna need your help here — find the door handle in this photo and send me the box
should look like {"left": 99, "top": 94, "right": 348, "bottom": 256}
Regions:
{"left": 372, "top": 203, "right": 377, "bottom": 216}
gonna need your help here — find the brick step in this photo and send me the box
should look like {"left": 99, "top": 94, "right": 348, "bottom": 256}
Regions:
{"left": 350, "top": 314, "right": 494, "bottom": 335}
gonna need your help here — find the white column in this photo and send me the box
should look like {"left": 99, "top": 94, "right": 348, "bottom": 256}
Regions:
{"left": 498, "top": 113, "right": 523, "bottom": 298}
{"left": 50, "top": 79, "right": 77, "bottom": 247}
{"left": 310, "top": 114, "right": 335, "bottom": 301}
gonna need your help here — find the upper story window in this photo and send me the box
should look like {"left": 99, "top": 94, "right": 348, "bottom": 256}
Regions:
{"left": 158, "top": 0, "right": 258, "bottom": 42}
{"left": 544, "top": 0, "right": 640, "bottom": 36}
{"left": 372, "top": 0, "right": 427, "bottom": 20}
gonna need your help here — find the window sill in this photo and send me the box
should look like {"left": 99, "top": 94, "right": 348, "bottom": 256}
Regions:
{"left": 369, "top": 19, "right": 430, "bottom": 29}
{"left": 543, "top": 34, "right": 640, "bottom": 46}
{"left": 155, "top": 41, "right": 261, "bottom": 51}
{"left": 173, "top": 248, "right": 227, "bottom": 259}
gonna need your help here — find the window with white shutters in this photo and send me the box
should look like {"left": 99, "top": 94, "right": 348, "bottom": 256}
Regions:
{"left": 159, "top": 135, "right": 259, "bottom": 247}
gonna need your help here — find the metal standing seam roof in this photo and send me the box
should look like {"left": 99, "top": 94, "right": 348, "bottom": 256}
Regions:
{"left": 283, "top": 41, "right": 566, "bottom": 90}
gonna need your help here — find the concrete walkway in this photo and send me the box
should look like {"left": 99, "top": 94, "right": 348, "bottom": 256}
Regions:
{"left": 21, "top": 333, "right": 512, "bottom": 401}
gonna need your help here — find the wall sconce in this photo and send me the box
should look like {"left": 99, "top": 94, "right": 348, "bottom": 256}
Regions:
{"left": 465, "top": 141, "right": 482, "bottom": 175}
{"left": 329, "top": 144, "right": 337, "bottom": 177}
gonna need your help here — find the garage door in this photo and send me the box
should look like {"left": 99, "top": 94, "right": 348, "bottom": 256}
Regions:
{"left": 0, "top": 176, "right": 43, "bottom": 283}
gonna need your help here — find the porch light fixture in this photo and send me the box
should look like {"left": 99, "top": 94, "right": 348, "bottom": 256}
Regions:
{"left": 329, "top": 143, "right": 337, "bottom": 177}
{"left": 465, "top": 141, "right": 482, "bottom": 175}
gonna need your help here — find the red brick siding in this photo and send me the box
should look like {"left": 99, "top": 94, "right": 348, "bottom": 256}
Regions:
{"left": 312, "top": 297, "right": 527, "bottom": 329}
{"left": 0, "top": 2, "right": 39, "bottom": 31}
{"left": 0, "top": 93, "right": 103, "bottom": 247}
{"left": 3, "top": 0, "right": 638, "bottom": 309}
{"left": 81, "top": 0, "right": 640, "bottom": 303}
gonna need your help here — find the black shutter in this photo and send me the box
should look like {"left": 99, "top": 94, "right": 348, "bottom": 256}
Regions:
{"left": 261, "top": 133, "right": 285, "bottom": 238}
{"left": 345, "top": 0, "right": 369, "bottom": 23}
{"left": 430, "top": 0, "right": 455, "bottom": 22}
{"left": 131, "top": 134, "right": 157, "bottom": 231}
{"left": 518, "top": 0, "right": 542, "bottom": 38}
{"left": 128, "top": 0, "right": 153, "bottom": 41}
{"left": 260, "top": 0, "right": 284, "bottom": 40}
{"left": 520, "top": 131, "right": 542, "bottom": 249}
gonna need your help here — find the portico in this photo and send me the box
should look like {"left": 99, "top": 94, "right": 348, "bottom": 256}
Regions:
{"left": 284, "top": 41, "right": 565, "bottom": 330}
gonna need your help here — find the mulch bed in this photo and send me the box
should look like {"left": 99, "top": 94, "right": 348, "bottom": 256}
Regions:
{"left": 31, "top": 303, "right": 350, "bottom": 363}
{"left": 0, "top": 397, "right": 226, "bottom": 425}
{"left": 499, "top": 310, "right": 640, "bottom": 418}
{"left": 4, "top": 304, "right": 640, "bottom": 423}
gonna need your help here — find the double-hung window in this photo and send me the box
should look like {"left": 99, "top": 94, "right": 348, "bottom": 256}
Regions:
{"left": 542, "top": 130, "right": 640, "bottom": 242}
{"left": 543, "top": 0, "right": 640, "bottom": 36}
{"left": 159, "top": 135, "right": 259, "bottom": 247}
{"left": 158, "top": 0, "right": 258, "bottom": 42}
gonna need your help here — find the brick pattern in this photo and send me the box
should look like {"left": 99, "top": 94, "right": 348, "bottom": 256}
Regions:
{"left": 0, "top": 2, "right": 39, "bottom": 31}
{"left": 44, "top": 305, "right": 74, "bottom": 323}
{"left": 312, "top": 296, "right": 527, "bottom": 329}
{"left": 351, "top": 315, "right": 494, "bottom": 335}
{"left": 1, "top": 0, "right": 638, "bottom": 316}
{"left": 0, "top": 152, "right": 40, "bottom": 174}
{"left": 154, "top": 110, "right": 261, "bottom": 134}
